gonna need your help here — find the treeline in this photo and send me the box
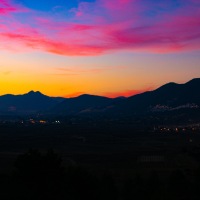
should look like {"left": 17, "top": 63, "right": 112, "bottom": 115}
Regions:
{"left": 0, "top": 150, "right": 200, "bottom": 200}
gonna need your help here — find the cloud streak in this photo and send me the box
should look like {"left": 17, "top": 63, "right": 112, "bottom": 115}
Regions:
{"left": 55, "top": 66, "right": 126, "bottom": 74}
{"left": 0, "top": 0, "right": 28, "bottom": 15}
{"left": 0, "top": 0, "right": 200, "bottom": 56}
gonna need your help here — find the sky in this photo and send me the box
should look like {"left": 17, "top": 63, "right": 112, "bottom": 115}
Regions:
{"left": 0, "top": 0, "right": 199, "bottom": 98}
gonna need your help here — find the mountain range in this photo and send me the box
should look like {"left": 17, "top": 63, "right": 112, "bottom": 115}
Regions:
{"left": 109, "top": 78, "right": 200, "bottom": 115}
{"left": 0, "top": 91, "right": 64, "bottom": 114}
{"left": 0, "top": 78, "right": 199, "bottom": 116}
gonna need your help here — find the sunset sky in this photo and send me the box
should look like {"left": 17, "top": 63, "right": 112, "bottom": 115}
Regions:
{"left": 0, "top": 0, "right": 199, "bottom": 98}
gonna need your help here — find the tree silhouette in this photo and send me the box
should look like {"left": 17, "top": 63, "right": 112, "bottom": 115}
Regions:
{"left": 99, "top": 172, "right": 118, "bottom": 200}
{"left": 145, "top": 171, "right": 163, "bottom": 200}
{"left": 65, "top": 165, "right": 101, "bottom": 200}
{"left": 167, "top": 169, "right": 190, "bottom": 200}
{"left": 13, "top": 149, "right": 65, "bottom": 199}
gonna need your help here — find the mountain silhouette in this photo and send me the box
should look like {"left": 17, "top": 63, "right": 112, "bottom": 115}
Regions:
{"left": 49, "top": 94, "right": 115, "bottom": 115}
{"left": 0, "top": 78, "right": 199, "bottom": 116}
{"left": 109, "top": 78, "right": 200, "bottom": 115}
{"left": 0, "top": 91, "right": 64, "bottom": 114}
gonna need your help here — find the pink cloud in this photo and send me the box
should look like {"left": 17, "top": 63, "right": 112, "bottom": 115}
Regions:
{"left": 0, "top": 0, "right": 28, "bottom": 15}
{"left": 102, "top": 0, "right": 133, "bottom": 10}
{"left": 0, "top": 0, "right": 200, "bottom": 55}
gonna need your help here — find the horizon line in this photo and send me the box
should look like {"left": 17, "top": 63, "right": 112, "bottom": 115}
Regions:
{"left": 0, "top": 77, "right": 199, "bottom": 99}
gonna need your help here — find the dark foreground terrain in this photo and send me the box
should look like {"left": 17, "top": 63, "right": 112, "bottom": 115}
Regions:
{"left": 0, "top": 122, "right": 200, "bottom": 199}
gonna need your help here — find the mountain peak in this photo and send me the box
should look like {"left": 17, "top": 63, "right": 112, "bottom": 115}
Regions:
{"left": 186, "top": 78, "right": 200, "bottom": 85}
{"left": 77, "top": 94, "right": 109, "bottom": 99}
{"left": 78, "top": 94, "right": 92, "bottom": 97}
{"left": 155, "top": 82, "right": 178, "bottom": 92}
{"left": 26, "top": 90, "right": 44, "bottom": 96}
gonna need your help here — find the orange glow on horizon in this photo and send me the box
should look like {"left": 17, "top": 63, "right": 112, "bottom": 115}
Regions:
{"left": 102, "top": 87, "right": 154, "bottom": 98}
{"left": 0, "top": 49, "right": 199, "bottom": 99}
